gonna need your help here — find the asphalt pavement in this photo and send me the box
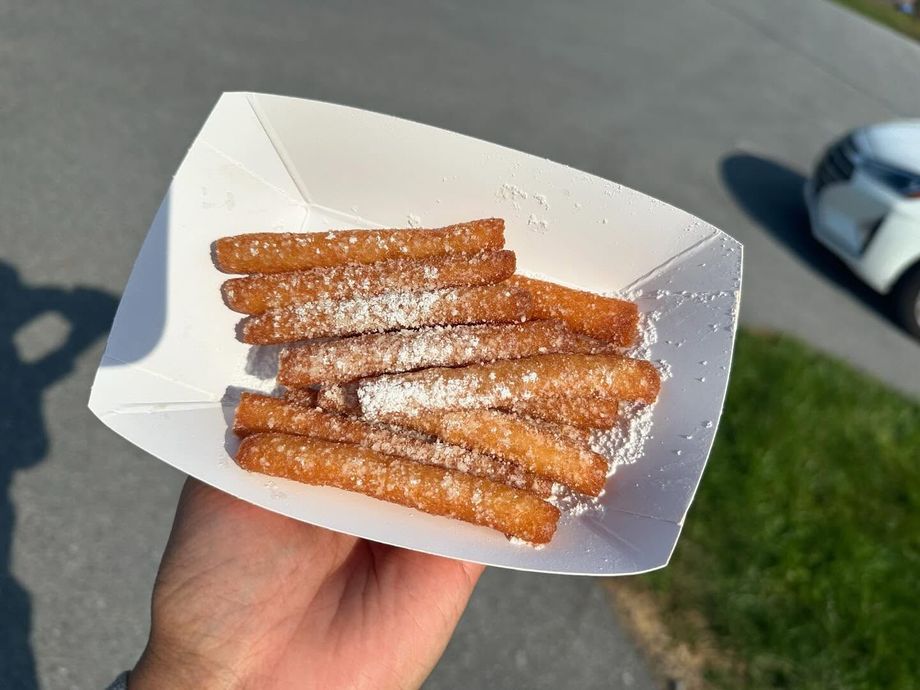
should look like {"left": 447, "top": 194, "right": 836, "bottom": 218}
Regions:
{"left": 1, "top": 0, "right": 918, "bottom": 688}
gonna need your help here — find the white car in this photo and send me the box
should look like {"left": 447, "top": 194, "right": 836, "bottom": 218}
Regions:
{"left": 804, "top": 120, "right": 920, "bottom": 338}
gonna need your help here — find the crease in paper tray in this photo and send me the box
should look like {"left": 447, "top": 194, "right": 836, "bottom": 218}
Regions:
{"left": 89, "top": 91, "right": 742, "bottom": 576}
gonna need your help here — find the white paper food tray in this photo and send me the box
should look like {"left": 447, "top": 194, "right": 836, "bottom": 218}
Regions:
{"left": 88, "top": 92, "right": 742, "bottom": 575}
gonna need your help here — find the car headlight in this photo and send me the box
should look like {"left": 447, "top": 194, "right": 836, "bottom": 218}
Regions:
{"left": 861, "top": 158, "right": 920, "bottom": 198}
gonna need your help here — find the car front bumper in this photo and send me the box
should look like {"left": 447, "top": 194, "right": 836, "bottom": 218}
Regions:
{"left": 805, "top": 172, "right": 920, "bottom": 294}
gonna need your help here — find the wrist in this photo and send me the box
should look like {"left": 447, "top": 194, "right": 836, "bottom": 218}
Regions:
{"left": 130, "top": 638, "right": 238, "bottom": 690}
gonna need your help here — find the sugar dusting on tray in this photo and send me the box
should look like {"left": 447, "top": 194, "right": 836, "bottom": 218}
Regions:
{"left": 590, "top": 304, "right": 664, "bottom": 471}
{"left": 543, "top": 304, "right": 663, "bottom": 525}
{"left": 549, "top": 482, "right": 604, "bottom": 522}
{"left": 591, "top": 401, "right": 656, "bottom": 470}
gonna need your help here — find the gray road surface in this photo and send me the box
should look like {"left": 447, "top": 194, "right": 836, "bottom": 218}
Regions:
{"left": 2, "top": 1, "right": 918, "bottom": 688}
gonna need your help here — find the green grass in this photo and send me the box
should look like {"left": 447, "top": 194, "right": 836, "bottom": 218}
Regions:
{"left": 645, "top": 330, "right": 920, "bottom": 689}
{"left": 830, "top": 0, "right": 920, "bottom": 42}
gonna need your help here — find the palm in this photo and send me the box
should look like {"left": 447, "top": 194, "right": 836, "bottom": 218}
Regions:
{"left": 138, "top": 479, "right": 483, "bottom": 689}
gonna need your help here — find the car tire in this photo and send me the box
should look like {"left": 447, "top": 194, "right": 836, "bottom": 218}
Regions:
{"left": 893, "top": 263, "right": 920, "bottom": 339}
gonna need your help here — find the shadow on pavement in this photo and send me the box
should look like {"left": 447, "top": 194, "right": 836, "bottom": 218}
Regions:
{"left": 720, "top": 152, "right": 893, "bottom": 321}
{"left": 0, "top": 261, "right": 117, "bottom": 689}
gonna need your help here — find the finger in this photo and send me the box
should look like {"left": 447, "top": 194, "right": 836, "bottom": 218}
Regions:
{"left": 374, "top": 544, "right": 485, "bottom": 604}
{"left": 167, "top": 476, "right": 360, "bottom": 582}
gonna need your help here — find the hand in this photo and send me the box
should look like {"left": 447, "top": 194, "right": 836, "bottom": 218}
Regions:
{"left": 130, "top": 478, "right": 484, "bottom": 689}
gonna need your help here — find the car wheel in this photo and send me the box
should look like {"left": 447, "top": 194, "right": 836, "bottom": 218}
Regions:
{"left": 893, "top": 263, "right": 920, "bottom": 339}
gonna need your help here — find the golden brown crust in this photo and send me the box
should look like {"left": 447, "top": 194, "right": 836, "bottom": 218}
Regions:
{"left": 520, "top": 416, "right": 594, "bottom": 447}
{"left": 222, "top": 250, "right": 516, "bottom": 315}
{"left": 313, "top": 383, "right": 620, "bottom": 431}
{"left": 383, "top": 408, "right": 609, "bottom": 496}
{"left": 236, "top": 433, "right": 559, "bottom": 543}
{"left": 283, "top": 387, "right": 318, "bottom": 408}
{"left": 277, "top": 320, "right": 613, "bottom": 387}
{"left": 214, "top": 218, "right": 505, "bottom": 274}
{"left": 238, "top": 285, "right": 532, "bottom": 345}
{"left": 312, "top": 384, "right": 360, "bottom": 415}
{"left": 491, "top": 395, "right": 620, "bottom": 430}
{"left": 357, "top": 353, "right": 661, "bottom": 418}
{"left": 508, "top": 275, "right": 639, "bottom": 346}
{"left": 236, "top": 393, "right": 553, "bottom": 497}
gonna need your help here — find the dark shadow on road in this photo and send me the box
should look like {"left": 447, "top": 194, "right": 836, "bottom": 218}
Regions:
{"left": 720, "top": 152, "right": 894, "bottom": 322}
{"left": 0, "top": 261, "right": 118, "bottom": 689}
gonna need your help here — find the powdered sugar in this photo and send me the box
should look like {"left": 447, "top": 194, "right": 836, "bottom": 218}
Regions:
{"left": 527, "top": 214, "right": 549, "bottom": 233}
{"left": 243, "top": 283, "right": 529, "bottom": 343}
{"left": 532, "top": 193, "right": 550, "bottom": 210}
{"left": 357, "top": 353, "right": 660, "bottom": 419}
{"left": 496, "top": 183, "right": 529, "bottom": 203}
{"left": 359, "top": 376, "right": 481, "bottom": 419}
{"left": 225, "top": 250, "right": 515, "bottom": 314}
{"left": 591, "top": 401, "right": 656, "bottom": 469}
{"left": 568, "top": 296, "right": 663, "bottom": 470}
{"left": 549, "top": 483, "right": 605, "bottom": 519}
{"left": 278, "top": 320, "right": 609, "bottom": 387}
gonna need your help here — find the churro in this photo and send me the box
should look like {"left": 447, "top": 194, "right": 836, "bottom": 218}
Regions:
{"left": 236, "top": 393, "right": 552, "bottom": 496}
{"left": 357, "top": 353, "right": 660, "bottom": 418}
{"left": 214, "top": 218, "right": 504, "bottom": 274}
{"left": 522, "top": 416, "right": 593, "bottom": 446}
{"left": 278, "top": 320, "right": 612, "bottom": 387}
{"left": 283, "top": 387, "right": 318, "bottom": 408}
{"left": 508, "top": 275, "right": 639, "bottom": 346}
{"left": 384, "top": 409, "right": 608, "bottom": 496}
{"left": 314, "top": 383, "right": 619, "bottom": 430}
{"left": 491, "top": 395, "right": 620, "bottom": 430}
{"left": 313, "top": 384, "right": 360, "bottom": 415}
{"left": 239, "top": 284, "right": 531, "bottom": 345}
{"left": 223, "top": 250, "right": 515, "bottom": 315}
{"left": 236, "top": 433, "right": 559, "bottom": 543}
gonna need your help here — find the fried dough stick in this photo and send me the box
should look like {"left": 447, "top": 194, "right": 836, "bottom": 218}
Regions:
{"left": 493, "top": 395, "right": 620, "bottom": 430}
{"left": 313, "top": 384, "right": 361, "bottom": 415}
{"left": 239, "top": 285, "right": 531, "bottom": 345}
{"left": 278, "top": 320, "right": 612, "bottom": 386}
{"left": 214, "top": 218, "right": 505, "bottom": 274}
{"left": 312, "top": 382, "right": 620, "bottom": 431}
{"left": 284, "top": 387, "right": 319, "bottom": 408}
{"left": 236, "top": 433, "right": 559, "bottom": 544}
{"left": 522, "top": 416, "right": 593, "bottom": 446}
{"left": 508, "top": 275, "right": 639, "bottom": 346}
{"left": 223, "top": 250, "right": 516, "bottom": 315}
{"left": 357, "top": 353, "right": 661, "bottom": 418}
{"left": 235, "top": 393, "right": 552, "bottom": 497}
{"left": 384, "top": 409, "right": 608, "bottom": 496}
